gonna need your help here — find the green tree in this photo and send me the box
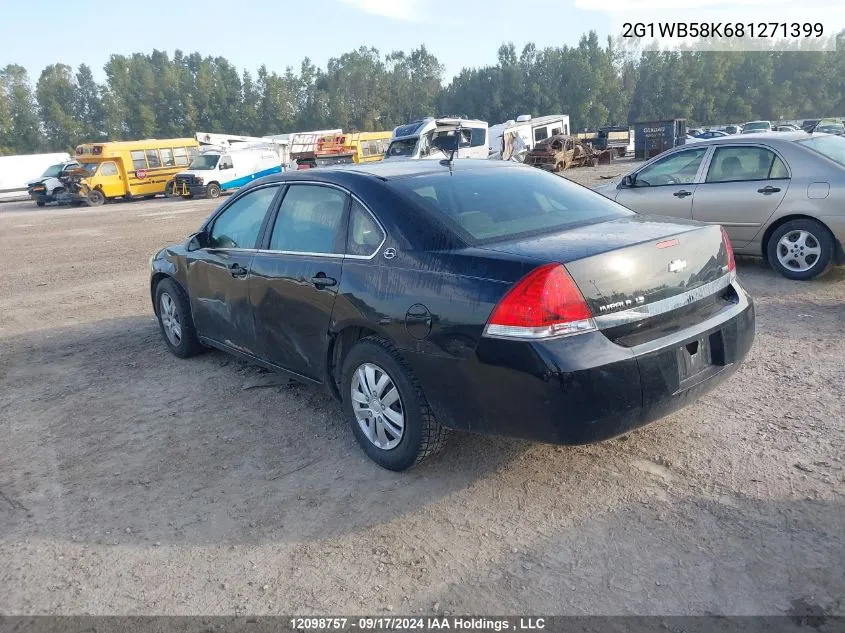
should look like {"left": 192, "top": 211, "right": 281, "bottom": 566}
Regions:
{"left": 0, "top": 64, "right": 41, "bottom": 152}
{"left": 36, "top": 63, "right": 81, "bottom": 151}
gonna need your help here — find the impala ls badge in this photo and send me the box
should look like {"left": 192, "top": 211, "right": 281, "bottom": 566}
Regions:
{"left": 668, "top": 259, "right": 687, "bottom": 273}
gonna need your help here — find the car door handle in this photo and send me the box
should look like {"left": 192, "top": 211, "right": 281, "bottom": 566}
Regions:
{"left": 673, "top": 190, "right": 693, "bottom": 198}
{"left": 311, "top": 274, "right": 337, "bottom": 288}
{"left": 757, "top": 186, "right": 781, "bottom": 194}
{"left": 229, "top": 263, "right": 248, "bottom": 278}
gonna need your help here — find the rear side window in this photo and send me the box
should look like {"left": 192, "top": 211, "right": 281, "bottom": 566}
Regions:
{"left": 391, "top": 167, "right": 631, "bottom": 243}
{"left": 705, "top": 147, "right": 788, "bottom": 183}
{"left": 131, "top": 150, "right": 146, "bottom": 171}
{"left": 347, "top": 199, "right": 384, "bottom": 257}
{"left": 534, "top": 127, "right": 549, "bottom": 142}
{"left": 269, "top": 185, "right": 348, "bottom": 254}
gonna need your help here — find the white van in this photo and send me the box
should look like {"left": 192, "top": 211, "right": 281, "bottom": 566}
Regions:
{"left": 488, "top": 114, "right": 570, "bottom": 160}
{"left": 385, "top": 118, "right": 488, "bottom": 161}
{"left": 171, "top": 143, "right": 283, "bottom": 199}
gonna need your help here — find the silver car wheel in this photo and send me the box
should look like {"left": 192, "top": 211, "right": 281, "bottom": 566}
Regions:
{"left": 351, "top": 362, "right": 405, "bottom": 450}
{"left": 777, "top": 230, "right": 822, "bottom": 273}
{"left": 159, "top": 292, "right": 182, "bottom": 347}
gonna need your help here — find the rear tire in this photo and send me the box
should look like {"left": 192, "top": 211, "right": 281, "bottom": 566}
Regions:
{"left": 87, "top": 189, "right": 105, "bottom": 206}
{"left": 340, "top": 337, "right": 448, "bottom": 471}
{"left": 154, "top": 278, "right": 203, "bottom": 358}
{"left": 206, "top": 183, "right": 221, "bottom": 199}
{"left": 766, "top": 218, "right": 833, "bottom": 280}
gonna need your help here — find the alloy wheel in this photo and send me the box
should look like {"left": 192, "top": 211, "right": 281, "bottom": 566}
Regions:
{"left": 159, "top": 292, "right": 182, "bottom": 347}
{"left": 777, "top": 230, "right": 821, "bottom": 273}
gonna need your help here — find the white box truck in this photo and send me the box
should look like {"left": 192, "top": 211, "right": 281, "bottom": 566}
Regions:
{"left": 0, "top": 152, "right": 73, "bottom": 202}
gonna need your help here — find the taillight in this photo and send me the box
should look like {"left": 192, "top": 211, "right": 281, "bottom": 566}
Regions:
{"left": 720, "top": 226, "right": 736, "bottom": 272}
{"left": 484, "top": 263, "right": 596, "bottom": 340}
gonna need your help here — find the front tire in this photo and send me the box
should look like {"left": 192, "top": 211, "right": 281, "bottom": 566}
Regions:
{"left": 766, "top": 218, "right": 833, "bottom": 280}
{"left": 206, "top": 183, "right": 221, "bottom": 199}
{"left": 87, "top": 189, "right": 105, "bottom": 206}
{"left": 341, "top": 337, "right": 448, "bottom": 471}
{"left": 154, "top": 278, "right": 203, "bottom": 358}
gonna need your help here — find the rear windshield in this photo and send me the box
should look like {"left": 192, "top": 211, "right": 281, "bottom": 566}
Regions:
{"left": 797, "top": 134, "right": 845, "bottom": 167}
{"left": 390, "top": 166, "right": 632, "bottom": 243}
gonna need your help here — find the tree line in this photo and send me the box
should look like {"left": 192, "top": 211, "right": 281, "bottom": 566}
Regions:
{"left": 2, "top": 31, "right": 844, "bottom": 155}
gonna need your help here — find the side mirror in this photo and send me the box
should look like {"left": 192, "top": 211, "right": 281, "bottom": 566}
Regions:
{"left": 622, "top": 174, "right": 635, "bottom": 188}
{"left": 186, "top": 230, "right": 208, "bottom": 252}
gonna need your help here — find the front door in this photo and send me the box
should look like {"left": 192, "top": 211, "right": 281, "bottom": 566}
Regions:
{"left": 691, "top": 145, "right": 790, "bottom": 247}
{"left": 186, "top": 184, "right": 281, "bottom": 355}
{"left": 615, "top": 146, "right": 709, "bottom": 219}
{"left": 96, "top": 161, "right": 125, "bottom": 198}
{"left": 250, "top": 183, "right": 349, "bottom": 379}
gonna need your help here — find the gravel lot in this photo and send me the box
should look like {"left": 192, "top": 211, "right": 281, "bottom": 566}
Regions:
{"left": 0, "top": 162, "right": 843, "bottom": 616}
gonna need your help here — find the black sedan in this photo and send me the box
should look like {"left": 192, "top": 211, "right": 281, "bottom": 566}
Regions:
{"left": 150, "top": 160, "right": 755, "bottom": 471}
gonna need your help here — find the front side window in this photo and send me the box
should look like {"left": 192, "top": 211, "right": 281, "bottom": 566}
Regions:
{"left": 209, "top": 186, "right": 279, "bottom": 249}
{"left": 269, "top": 185, "right": 348, "bottom": 254}
{"left": 386, "top": 138, "right": 416, "bottom": 158}
{"left": 100, "top": 162, "right": 119, "bottom": 176}
{"left": 347, "top": 200, "right": 384, "bottom": 257}
{"left": 705, "top": 146, "right": 788, "bottom": 183}
{"left": 131, "top": 150, "right": 146, "bottom": 171}
{"left": 635, "top": 148, "right": 708, "bottom": 186}
{"left": 391, "top": 166, "right": 631, "bottom": 243}
{"left": 160, "top": 148, "right": 175, "bottom": 167}
{"left": 173, "top": 147, "right": 188, "bottom": 166}
{"left": 189, "top": 154, "right": 220, "bottom": 170}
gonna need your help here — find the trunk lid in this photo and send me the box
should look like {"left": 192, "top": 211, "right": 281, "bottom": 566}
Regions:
{"left": 478, "top": 214, "right": 733, "bottom": 323}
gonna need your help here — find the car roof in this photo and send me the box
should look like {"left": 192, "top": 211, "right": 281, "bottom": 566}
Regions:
{"left": 691, "top": 131, "right": 812, "bottom": 145}
{"left": 262, "top": 159, "right": 520, "bottom": 184}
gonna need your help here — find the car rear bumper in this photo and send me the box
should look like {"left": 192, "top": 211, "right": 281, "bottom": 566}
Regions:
{"left": 406, "top": 279, "right": 755, "bottom": 444}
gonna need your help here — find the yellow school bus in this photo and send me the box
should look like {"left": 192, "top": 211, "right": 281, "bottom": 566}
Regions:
{"left": 74, "top": 138, "right": 200, "bottom": 205}
{"left": 313, "top": 131, "right": 393, "bottom": 166}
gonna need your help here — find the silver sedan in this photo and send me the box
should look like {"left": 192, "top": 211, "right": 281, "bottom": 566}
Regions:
{"left": 593, "top": 132, "right": 845, "bottom": 279}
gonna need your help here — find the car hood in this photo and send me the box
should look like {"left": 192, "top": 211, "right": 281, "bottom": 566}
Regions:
{"left": 591, "top": 179, "right": 621, "bottom": 199}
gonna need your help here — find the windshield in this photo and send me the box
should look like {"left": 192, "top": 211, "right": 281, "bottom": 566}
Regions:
{"left": 390, "top": 166, "right": 631, "bottom": 243}
{"left": 386, "top": 138, "right": 417, "bottom": 158}
{"left": 797, "top": 134, "right": 845, "bottom": 167}
{"left": 816, "top": 124, "right": 844, "bottom": 134}
{"left": 81, "top": 163, "right": 98, "bottom": 176}
{"left": 41, "top": 164, "right": 62, "bottom": 178}
{"left": 744, "top": 122, "right": 770, "bottom": 131}
{"left": 189, "top": 154, "right": 220, "bottom": 170}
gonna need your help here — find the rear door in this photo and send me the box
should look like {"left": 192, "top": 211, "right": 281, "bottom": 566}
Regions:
{"left": 186, "top": 184, "right": 282, "bottom": 355}
{"left": 249, "top": 183, "right": 349, "bottom": 379}
{"left": 691, "top": 144, "right": 789, "bottom": 247}
{"left": 615, "top": 146, "right": 710, "bottom": 219}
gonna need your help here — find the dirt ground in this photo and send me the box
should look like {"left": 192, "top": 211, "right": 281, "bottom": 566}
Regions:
{"left": 0, "top": 163, "right": 843, "bottom": 617}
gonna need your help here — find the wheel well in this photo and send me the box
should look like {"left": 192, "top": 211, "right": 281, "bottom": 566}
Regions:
{"left": 326, "top": 325, "right": 381, "bottom": 400}
{"left": 760, "top": 215, "right": 840, "bottom": 260}
{"left": 150, "top": 273, "right": 170, "bottom": 314}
